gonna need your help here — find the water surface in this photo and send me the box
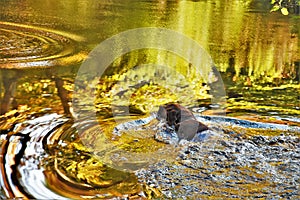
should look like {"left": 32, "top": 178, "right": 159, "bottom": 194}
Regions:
{"left": 0, "top": 0, "right": 299, "bottom": 199}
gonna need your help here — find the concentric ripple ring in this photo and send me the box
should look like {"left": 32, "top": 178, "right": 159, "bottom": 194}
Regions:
{"left": 0, "top": 21, "right": 86, "bottom": 69}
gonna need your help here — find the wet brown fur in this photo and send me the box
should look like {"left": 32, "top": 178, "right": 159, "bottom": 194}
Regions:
{"left": 157, "top": 103, "right": 208, "bottom": 140}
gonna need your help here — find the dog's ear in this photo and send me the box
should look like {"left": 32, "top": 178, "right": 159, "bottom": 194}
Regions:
{"left": 165, "top": 104, "right": 182, "bottom": 123}
{"left": 167, "top": 110, "right": 178, "bottom": 126}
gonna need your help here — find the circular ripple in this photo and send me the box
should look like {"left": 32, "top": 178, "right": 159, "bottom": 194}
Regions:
{"left": 1, "top": 111, "right": 300, "bottom": 199}
{"left": 0, "top": 114, "right": 143, "bottom": 199}
{"left": 0, "top": 21, "right": 86, "bottom": 69}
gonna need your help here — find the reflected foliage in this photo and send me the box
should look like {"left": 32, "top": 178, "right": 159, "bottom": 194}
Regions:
{"left": 0, "top": 0, "right": 299, "bottom": 118}
{"left": 0, "top": 0, "right": 299, "bottom": 199}
{"left": 271, "top": 0, "right": 300, "bottom": 15}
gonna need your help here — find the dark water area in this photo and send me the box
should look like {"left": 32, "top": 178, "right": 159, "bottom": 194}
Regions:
{"left": 0, "top": 0, "right": 299, "bottom": 199}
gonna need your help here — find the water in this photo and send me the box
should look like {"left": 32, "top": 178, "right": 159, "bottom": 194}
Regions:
{"left": 0, "top": 0, "right": 299, "bottom": 199}
{"left": 1, "top": 110, "right": 299, "bottom": 198}
{"left": 0, "top": 0, "right": 298, "bottom": 116}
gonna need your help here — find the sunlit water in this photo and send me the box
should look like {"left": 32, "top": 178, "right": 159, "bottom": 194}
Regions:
{"left": 0, "top": 110, "right": 299, "bottom": 198}
{"left": 0, "top": 0, "right": 299, "bottom": 199}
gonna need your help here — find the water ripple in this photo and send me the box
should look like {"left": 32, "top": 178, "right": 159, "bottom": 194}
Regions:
{"left": 0, "top": 21, "right": 86, "bottom": 69}
{"left": 0, "top": 112, "right": 299, "bottom": 199}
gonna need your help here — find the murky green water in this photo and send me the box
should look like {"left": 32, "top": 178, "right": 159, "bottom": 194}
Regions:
{"left": 0, "top": 0, "right": 299, "bottom": 199}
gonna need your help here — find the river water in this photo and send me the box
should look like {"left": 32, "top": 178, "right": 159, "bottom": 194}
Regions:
{"left": 0, "top": 0, "right": 299, "bottom": 199}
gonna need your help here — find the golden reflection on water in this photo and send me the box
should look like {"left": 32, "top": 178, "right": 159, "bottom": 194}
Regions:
{"left": 171, "top": 0, "right": 299, "bottom": 83}
{"left": 0, "top": 0, "right": 299, "bottom": 199}
{"left": 0, "top": 0, "right": 298, "bottom": 119}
